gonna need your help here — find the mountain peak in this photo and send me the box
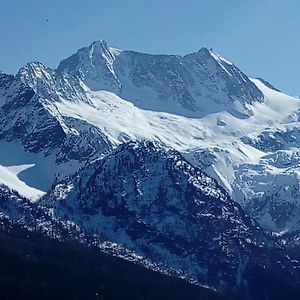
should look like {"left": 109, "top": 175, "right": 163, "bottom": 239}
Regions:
{"left": 197, "top": 46, "right": 211, "bottom": 54}
{"left": 16, "top": 61, "right": 56, "bottom": 94}
{"left": 188, "top": 47, "right": 233, "bottom": 66}
{"left": 87, "top": 39, "right": 117, "bottom": 65}
{"left": 89, "top": 40, "right": 110, "bottom": 57}
{"left": 90, "top": 39, "right": 109, "bottom": 50}
{"left": 17, "top": 61, "right": 47, "bottom": 75}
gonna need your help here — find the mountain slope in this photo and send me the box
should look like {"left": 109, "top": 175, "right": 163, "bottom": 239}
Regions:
{"left": 40, "top": 141, "right": 300, "bottom": 298}
{"left": 14, "top": 40, "right": 267, "bottom": 135}
{"left": 1, "top": 133, "right": 300, "bottom": 299}
{"left": 2, "top": 39, "right": 300, "bottom": 300}
{"left": 0, "top": 216, "right": 226, "bottom": 300}
{"left": 2, "top": 40, "right": 300, "bottom": 233}
{"left": 0, "top": 183, "right": 198, "bottom": 283}
{"left": 0, "top": 72, "right": 112, "bottom": 199}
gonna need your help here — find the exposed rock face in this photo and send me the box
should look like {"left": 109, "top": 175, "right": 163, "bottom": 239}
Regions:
{"left": 0, "top": 72, "right": 111, "bottom": 160}
{"left": 17, "top": 41, "right": 263, "bottom": 117}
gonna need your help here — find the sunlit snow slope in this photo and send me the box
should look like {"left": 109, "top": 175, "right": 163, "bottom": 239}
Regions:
{"left": 2, "top": 40, "right": 300, "bottom": 232}
{"left": 53, "top": 77, "right": 300, "bottom": 232}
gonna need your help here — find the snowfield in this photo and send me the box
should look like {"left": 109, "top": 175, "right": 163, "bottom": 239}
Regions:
{"left": 1, "top": 40, "right": 300, "bottom": 233}
{"left": 52, "top": 77, "right": 300, "bottom": 232}
{"left": 0, "top": 140, "right": 80, "bottom": 201}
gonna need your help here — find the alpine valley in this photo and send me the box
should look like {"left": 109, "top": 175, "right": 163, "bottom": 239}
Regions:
{"left": 1, "top": 40, "right": 300, "bottom": 300}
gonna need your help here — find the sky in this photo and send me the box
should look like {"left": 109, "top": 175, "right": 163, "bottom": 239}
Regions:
{"left": 0, "top": 0, "right": 299, "bottom": 95}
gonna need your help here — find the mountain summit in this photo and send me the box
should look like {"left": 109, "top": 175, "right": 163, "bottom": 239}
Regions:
{"left": 17, "top": 40, "right": 263, "bottom": 117}
{"left": 1, "top": 40, "right": 300, "bottom": 299}
{"left": 1, "top": 40, "right": 300, "bottom": 233}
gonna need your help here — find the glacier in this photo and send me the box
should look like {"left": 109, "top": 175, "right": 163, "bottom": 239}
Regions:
{"left": 1, "top": 40, "right": 300, "bottom": 234}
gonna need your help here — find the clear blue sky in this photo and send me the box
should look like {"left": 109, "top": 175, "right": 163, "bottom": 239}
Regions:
{"left": 0, "top": 0, "right": 299, "bottom": 95}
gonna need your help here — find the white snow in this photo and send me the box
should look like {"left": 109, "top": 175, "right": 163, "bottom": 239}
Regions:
{"left": 209, "top": 50, "right": 233, "bottom": 66}
{"left": 55, "top": 79, "right": 300, "bottom": 189}
{"left": 53, "top": 78, "right": 300, "bottom": 232}
{"left": 0, "top": 164, "right": 44, "bottom": 201}
{"left": 0, "top": 140, "right": 80, "bottom": 201}
{"left": 4, "top": 47, "right": 300, "bottom": 233}
{"left": 209, "top": 51, "right": 233, "bottom": 76}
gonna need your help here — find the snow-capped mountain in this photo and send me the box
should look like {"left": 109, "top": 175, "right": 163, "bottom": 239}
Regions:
{"left": 1, "top": 141, "right": 298, "bottom": 298}
{"left": 1, "top": 40, "right": 300, "bottom": 298}
{"left": 38, "top": 141, "right": 300, "bottom": 298}
{"left": 0, "top": 71, "right": 112, "bottom": 200}
{"left": 0, "top": 183, "right": 193, "bottom": 283}
{"left": 17, "top": 40, "right": 263, "bottom": 118}
{"left": 39, "top": 141, "right": 258, "bottom": 291}
{"left": 2, "top": 40, "right": 300, "bottom": 234}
